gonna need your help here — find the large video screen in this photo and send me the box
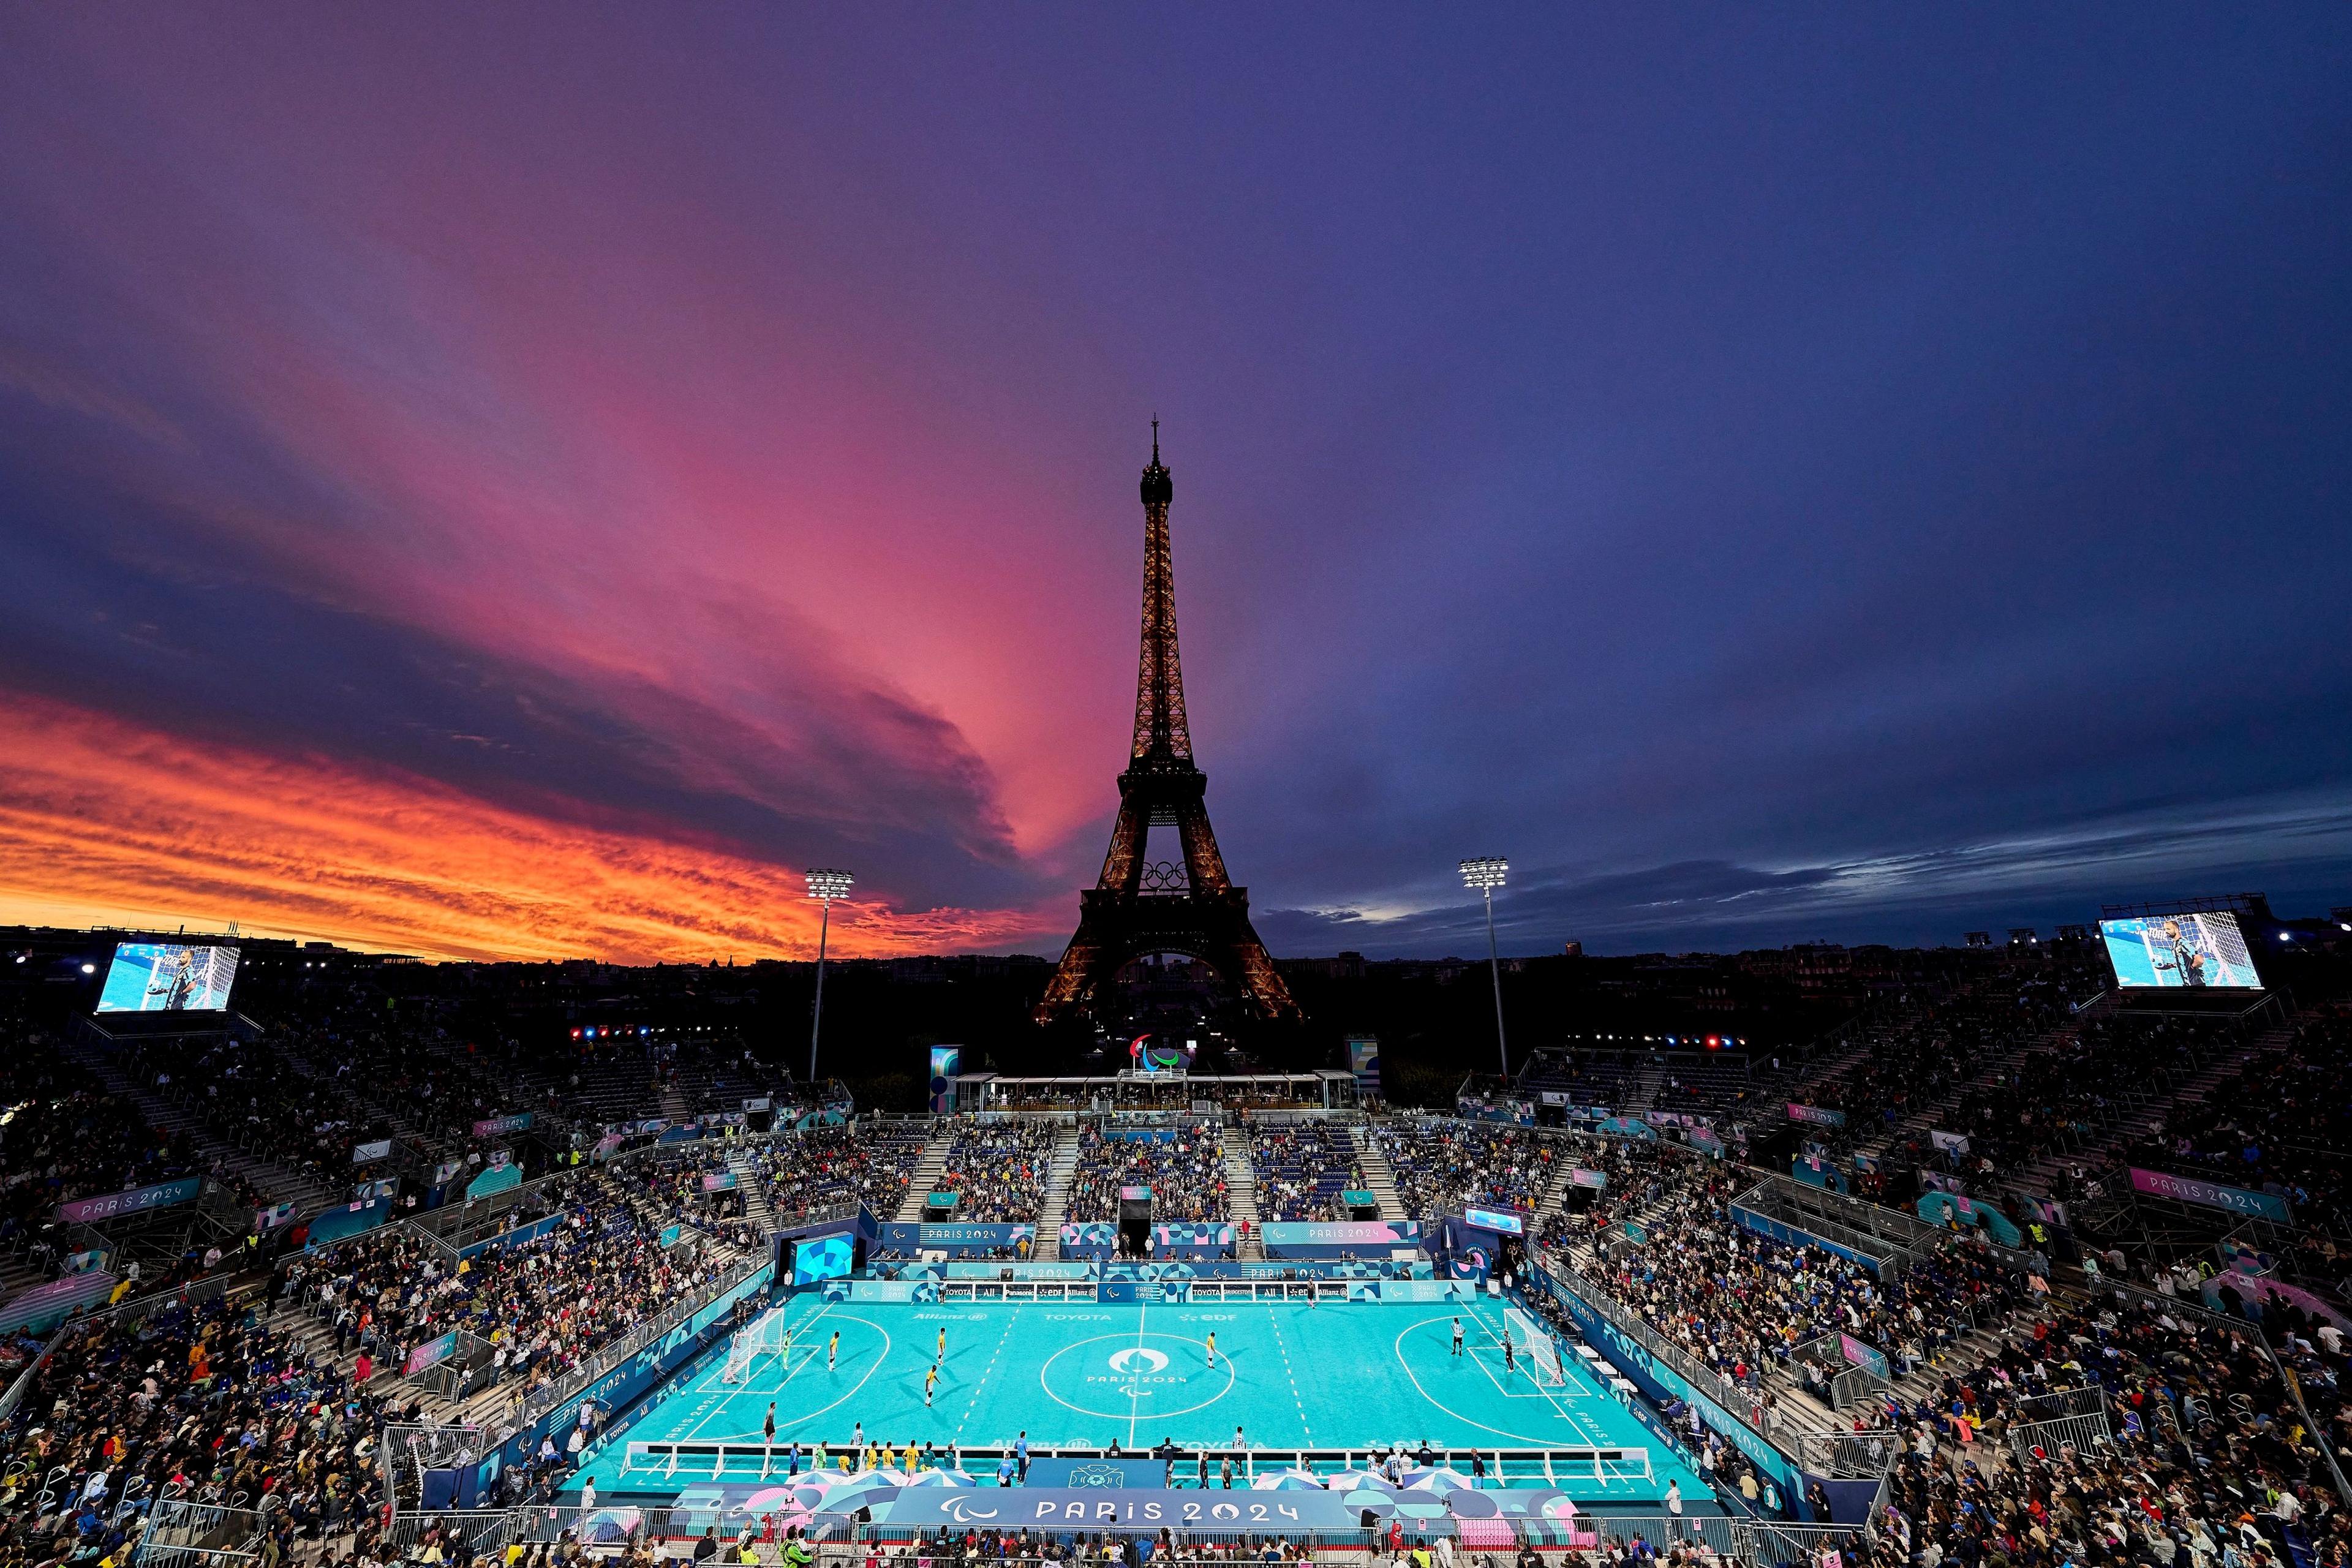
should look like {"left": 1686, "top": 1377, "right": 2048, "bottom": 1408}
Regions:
{"left": 2100, "top": 913, "right": 2261, "bottom": 990}
{"left": 791, "top": 1233, "right": 854, "bottom": 1286}
{"left": 96, "top": 943, "right": 241, "bottom": 1013}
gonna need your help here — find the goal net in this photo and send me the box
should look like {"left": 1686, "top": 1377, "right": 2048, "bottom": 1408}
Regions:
{"left": 723, "top": 1306, "right": 789, "bottom": 1383}
{"left": 1505, "top": 1306, "right": 1567, "bottom": 1387}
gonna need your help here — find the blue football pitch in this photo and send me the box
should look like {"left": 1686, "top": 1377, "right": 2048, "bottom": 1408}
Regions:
{"left": 581, "top": 1297, "right": 1706, "bottom": 1503}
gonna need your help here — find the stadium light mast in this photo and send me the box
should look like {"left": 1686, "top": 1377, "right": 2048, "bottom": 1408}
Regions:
{"left": 804, "top": 869, "right": 854, "bottom": 1084}
{"left": 1460, "top": 857, "right": 1510, "bottom": 1079}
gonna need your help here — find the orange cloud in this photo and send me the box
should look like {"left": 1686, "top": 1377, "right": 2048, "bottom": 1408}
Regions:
{"left": 0, "top": 695, "right": 1055, "bottom": 963}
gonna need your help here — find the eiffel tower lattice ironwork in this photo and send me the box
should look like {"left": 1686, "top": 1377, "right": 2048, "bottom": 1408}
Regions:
{"left": 1035, "top": 425, "right": 1300, "bottom": 1025}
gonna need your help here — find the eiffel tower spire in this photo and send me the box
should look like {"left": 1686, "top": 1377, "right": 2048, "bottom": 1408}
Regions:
{"left": 1129, "top": 417, "right": 1190, "bottom": 764}
{"left": 1035, "top": 430, "right": 1299, "bottom": 1026}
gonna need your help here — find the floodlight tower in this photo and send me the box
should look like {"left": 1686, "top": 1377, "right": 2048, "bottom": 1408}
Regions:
{"left": 1460, "top": 857, "right": 1510, "bottom": 1079}
{"left": 805, "top": 868, "right": 854, "bottom": 1083}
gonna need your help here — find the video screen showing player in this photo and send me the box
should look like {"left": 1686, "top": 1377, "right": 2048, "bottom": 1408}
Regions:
{"left": 95, "top": 943, "right": 241, "bottom": 1012}
{"left": 2099, "top": 913, "right": 2261, "bottom": 989}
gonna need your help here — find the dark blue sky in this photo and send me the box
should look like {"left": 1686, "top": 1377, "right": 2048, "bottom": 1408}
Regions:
{"left": 0, "top": 7, "right": 2346, "bottom": 960}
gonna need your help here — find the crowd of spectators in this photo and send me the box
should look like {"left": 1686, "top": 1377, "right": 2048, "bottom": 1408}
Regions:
{"left": 2130, "top": 1013, "right": 2352, "bottom": 1242}
{"left": 1368, "top": 1119, "right": 1553, "bottom": 1219}
{"left": 131, "top": 1034, "right": 394, "bottom": 1197}
{"left": 755, "top": 1124, "right": 925, "bottom": 1219}
{"left": 1544, "top": 1137, "right": 2026, "bottom": 1422}
{"left": 1066, "top": 1121, "right": 1228, "bottom": 1223}
{"left": 1926, "top": 1015, "right": 2228, "bottom": 1189}
{"left": 1, "top": 1051, "right": 237, "bottom": 1284}
{"left": 932, "top": 1120, "right": 1060, "bottom": 1222}
{"left": 281, "top": 1167, "right": 737, "bottom": 1417}
{"left": 628, "top": 1148, "right": 764, "bottom": 1253}
{"left": 1246, "top": 1123, "right": 1362, "bottom": 1221}
{"left": 1863, "top": 1289, "right": 2351, "bottom": 1568}
{"left": 265, "top": 993, "right": 537, "bottom": 1149}
{"left": 0, "top": 1286, "right": 394, "bottom": 1567}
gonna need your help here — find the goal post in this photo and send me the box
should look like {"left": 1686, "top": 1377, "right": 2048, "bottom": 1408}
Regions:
{"left": 1505, "top": 1306, "right": 1567, "bottom": 1387}
{"left": 723, "top": 1305, "right": 789, "bottom": 1383}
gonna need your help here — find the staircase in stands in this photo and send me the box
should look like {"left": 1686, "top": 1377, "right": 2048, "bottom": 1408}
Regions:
{"left": 728, "top": 1146, "right": 777, "bottom": 1234}
{"left": 1030, "top": 1123, "right": 1082, "bottom": 1261}
{"left": 894, "top": 1123, "right": 954, "bottom": 1223}
{"left": 1218, "top": 1126, "right": 1265, "bottom": 1259}
{"left": 61, "top": 1033, "right": 342, "bottom": 1220}
{"left": 1346, "top": 1125, "right": 1409, "bottom": 1221}
{"left": 1856, "top": 1020, "right": 2073, "bottom": 1164}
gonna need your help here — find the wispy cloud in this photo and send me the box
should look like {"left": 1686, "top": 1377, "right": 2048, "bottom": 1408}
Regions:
{"left": 0, "top": 695, "right": 1058, "bottom": 962}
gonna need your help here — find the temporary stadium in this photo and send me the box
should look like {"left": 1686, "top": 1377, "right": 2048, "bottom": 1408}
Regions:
{"left": 5, "top": 903, "right": 2349, "bottom": 1568}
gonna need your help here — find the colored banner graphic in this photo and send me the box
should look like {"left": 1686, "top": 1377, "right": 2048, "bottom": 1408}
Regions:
{"left": 57, "top": 1176, "right": 202, "bottom": 1226}
{"left": 1148, "top": 1221, "right": 1235, "bottom": 1256}
{"left": 467, "top": 1164, "right": 524, "bottom": 1200}
{"left": 880, "top": 1221, "right": 1035, "bottom": 1257}
{"left": 1457, "top": 1095, "right": 1534, "bottom": 1125}
{"left": 1463, "top": 1206, "right": 1526, "bottom": 1235}
{"left": 701, "top": 1172, "right": 738, "bottom": 1191}
{"left": 883, "top": 1488, "right": 1362, "bottom": 1532}
{"left": 1346, "top": 1036, "right": 1381, "bottom": 1097}
{"left": 255, "top": 1200, "right": 296, "bottom": 1233}
{"left": 1790, "top": 1156, "right": 1849, "bottom": 1194}
{"left": 1566, "top": 1167, "right": 1608, "bottom": 1189}
{"left": 929, "top": 1046, "right": 962, "bottom": 1114}
{"left": 1785, "top": 1102, "right": 1847, "bottom": 1128}
{"left": 0, "top": 1270, "right": 119, "bottom": 1335}
{"left": 305, "top": 1197, "right": 392, "bottom": 1249}
{"left": 2203, "top": 1272, "right": 2350, "bottom": 1330}
{"left": 2128, "top": 1167, "right": 2292, "bottom": 1224}
{"left": 1596, "top": 1117, "right": 1659, "bottom": 1140}
{"left": 1259, "top": 1219, "right": 1420, "bottom": 1257}
{"left": 473, "top": 1112, "right": 535, "bottom": 1139}
{"left": 1839, "top": 1333, "right": 1889, "bottom": 1380}
{"left": 1915, "top": 1189, "right": 2021, "bottom": 1248}
{"left": 1058, "top": 1222, "right": 1118, "bottom": 1253}
{"left": 404, "top": 1330, "right": 462, "bottom": 1378}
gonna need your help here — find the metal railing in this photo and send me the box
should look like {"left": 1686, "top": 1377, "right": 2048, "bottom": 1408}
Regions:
{"left": 620, "top": 1441, "right": 1654, "bottom": 1490}
{"left": 134, "top": 1496, "right": 278, "bottom": 1568}
{"left": 2006, "top": 1412, "right": 2114, "bottom": 1466}
{"left": 1793, "top": 1431, "right": 1899, "bottom": 1479}
{"left": 385, "top": 1509, "right": 524, "bottom": 1554}
{"left": 1741, "top": 1521, "right": 1873, "bottom": 1568}
{"left": 2015, "top": 1385, "right": 2105, "bottom": 1422}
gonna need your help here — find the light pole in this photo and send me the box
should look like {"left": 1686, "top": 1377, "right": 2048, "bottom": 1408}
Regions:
{"left": 1460, "top": 857, "right": 1510, "bottom": 1078}
{"left": 805, "top": 869, "right": 854, "bottom": 1083}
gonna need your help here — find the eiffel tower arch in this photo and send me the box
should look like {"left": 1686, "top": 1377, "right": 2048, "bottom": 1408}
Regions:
{"left": 1035, "top": 426, "right": 1301, "bottom": 1028}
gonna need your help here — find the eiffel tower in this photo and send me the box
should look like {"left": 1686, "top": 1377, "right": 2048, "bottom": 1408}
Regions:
{"left": 1035, "top": 424, "right": 1300, "bottom": 1026}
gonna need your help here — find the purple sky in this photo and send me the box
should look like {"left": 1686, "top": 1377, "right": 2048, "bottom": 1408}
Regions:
{"left": 1, "top": 7, "right": 2348, "bottom": 960}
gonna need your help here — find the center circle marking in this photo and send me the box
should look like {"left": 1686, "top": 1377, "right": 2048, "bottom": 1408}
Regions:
{"left": 1038, "top": 1332, "right": 1237, "bottom": 1420}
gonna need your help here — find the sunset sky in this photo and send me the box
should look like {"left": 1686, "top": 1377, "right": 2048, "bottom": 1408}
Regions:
{"left": 2, "top": 9, "right": 2348, "bottom": 961}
